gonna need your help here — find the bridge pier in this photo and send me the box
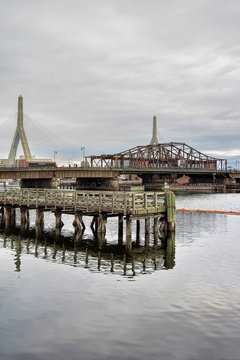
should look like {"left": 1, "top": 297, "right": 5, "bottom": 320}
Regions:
{"left": 140, "top": 174, "right": 171, "bottom": 191}
{"left": 76, "top": 177, "right": 119, "bottom": 191}
{"left": 21, "top": 178, "right": 58, "bottom": 189}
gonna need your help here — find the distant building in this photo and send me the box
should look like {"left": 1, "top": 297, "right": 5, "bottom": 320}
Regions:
{"left": 0, "top": 159, "right": 8, "bottom": 167}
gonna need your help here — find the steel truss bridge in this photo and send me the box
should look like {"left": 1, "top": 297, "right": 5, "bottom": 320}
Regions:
{"left": 87, "top": 142, "right": 227, "bottom": 171}
{"left": 2, "top": 96, "right": 238, "bottom": 187}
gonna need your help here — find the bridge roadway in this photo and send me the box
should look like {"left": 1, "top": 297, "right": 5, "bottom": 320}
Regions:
{"left": 0, "top": 166, "right": 232, "bottom": 180}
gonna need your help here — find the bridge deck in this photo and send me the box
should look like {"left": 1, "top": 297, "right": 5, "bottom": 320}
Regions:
{"left": 0, "top": 166, "right": 231, "bottom": 180}
{"left": 0, "top": 188, "right": 166, "bottom": 216}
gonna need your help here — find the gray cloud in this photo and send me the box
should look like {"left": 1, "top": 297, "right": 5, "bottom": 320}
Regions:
{"left": 0, "top": 0, "right": 240, "bottom": 161}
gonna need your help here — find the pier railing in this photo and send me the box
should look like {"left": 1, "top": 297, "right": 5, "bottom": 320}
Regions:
{"left": 0, "top": 188, "right": 166, "bottom": 216}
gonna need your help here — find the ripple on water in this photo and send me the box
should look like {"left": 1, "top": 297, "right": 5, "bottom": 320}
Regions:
{"left": 0, "top": 193, "right": 240, "bottom": 360}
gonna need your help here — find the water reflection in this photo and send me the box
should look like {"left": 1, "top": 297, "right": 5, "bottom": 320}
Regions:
{"left": 0, "top": 229, "right": 175, "bottom": 277}
{"left": 14, "top": 236, "right": 21, "bottom": 272}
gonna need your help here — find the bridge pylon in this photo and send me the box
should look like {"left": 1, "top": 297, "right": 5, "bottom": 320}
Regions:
{"left": 7, "top": 95, "right": 32, "bottom": 167}
{"left": 150, "top": 115, "right": 159, "bottom": 145}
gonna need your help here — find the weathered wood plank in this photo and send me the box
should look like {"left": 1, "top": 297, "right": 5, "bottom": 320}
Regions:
{"left": 0, "top": 188, "right": 166, "bottom": 216}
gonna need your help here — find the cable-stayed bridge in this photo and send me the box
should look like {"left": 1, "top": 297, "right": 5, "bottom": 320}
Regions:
{"left": 0, "top": 96, "right": 239, "bottom": 252}
{"left": 0, "top": 96, "right": 239, "bottom": 192}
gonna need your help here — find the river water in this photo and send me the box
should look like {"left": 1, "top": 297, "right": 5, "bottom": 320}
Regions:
{"left": 0, "top": 193, "right": 240, "bottom": 360}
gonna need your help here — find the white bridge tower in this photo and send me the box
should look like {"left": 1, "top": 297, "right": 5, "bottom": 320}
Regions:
{"left": 150, "top": 115, "right": 159, "bottom": 145}
{"left": 7, "top": 95, "right": 32, "bottom": 167}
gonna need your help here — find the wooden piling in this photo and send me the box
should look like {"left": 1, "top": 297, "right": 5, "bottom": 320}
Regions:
{"left": 62, "top": 243, "right": 66, "bottom": 262}
{"left": 153, "top": 217, "right": 159, "bottom": 246}
{"left": 90, "top": 215, "right": 97, "bottom": 238}
{"left": 136, "top": 219, "right": 140, "bottom": 246}
{"left": 164, "top": 231, "right": 175, "bottom": 269}
{"left": 73, "top": 211, "right": 83, "bottom": 243}
{"left": 10, "top": 208, "right": 16, "bottom": 228}
{"left": 20, "top": 206, "right": 29, "bottom": 231}
{"left": 160, "top": 217, "right": 167, "bottom": 233}
{"left": 0, "top": 206, "right": 4, "bottom": 223}
{"left": 118, "top": 214, "right": 124, "bottom": 246}
{"left": 110, "top": 253, "right": 114, "bottom": 272}
{"left": 52, "top": 242, "right": 57, "bottom": 259}
{"left": 165, "top": 191, "right": 176, "bottom": 231}
{"left": 97, "top": 213, "right": 107, "bottom": 249}
{"left": 14, "top": 237, "right": 21, "bottom": 272}
{"left": 4, "top": 205, "right": 12, "bottom": 230}
{"left": 126, "top": 215, "right": 132, "bottom": 253}
{"left": 123, "top": 254, "right": 127, "bottom": 275}
{"left": 55, "top": 209, "right": 64, "bottom": 237}
{"left": 35, "top": 208, "right": 44, "bottom": 238}
{"left": 145, "top": 217, "right": 150, "bottom": 248}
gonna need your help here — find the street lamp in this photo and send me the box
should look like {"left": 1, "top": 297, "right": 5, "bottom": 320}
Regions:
{"left": 54, "top": 151, "right": 57, "bottom": 163}
{"left": 81, "top": 146, "right": 85, "bottom": 167}
{"left": 236, "top": 160, "right": 240, "bottom": 170}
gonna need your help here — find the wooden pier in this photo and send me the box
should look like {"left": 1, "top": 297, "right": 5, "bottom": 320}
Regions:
{"left": 0, "top": 188, "right": 175, "bottom": 253}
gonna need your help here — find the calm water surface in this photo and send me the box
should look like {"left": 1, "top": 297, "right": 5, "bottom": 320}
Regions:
{"left": 0, "top": 193, "right": 240, "bottom": 360}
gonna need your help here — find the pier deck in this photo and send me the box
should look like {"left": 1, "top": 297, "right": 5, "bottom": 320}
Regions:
{"left": 0, "top": 188, "right": 166, "bottom": 216}
{"left": 0, "top": 188, "right": 175, "bottom": 253}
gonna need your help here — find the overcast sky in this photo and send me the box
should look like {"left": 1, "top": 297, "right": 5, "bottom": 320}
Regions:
{"left": 0, "top": 0, "right": 240, "bottom": 162}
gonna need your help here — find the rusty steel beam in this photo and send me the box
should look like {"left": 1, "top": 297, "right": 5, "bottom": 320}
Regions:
{"left": 86, "top": 142, "right": 227, "bottom": 171}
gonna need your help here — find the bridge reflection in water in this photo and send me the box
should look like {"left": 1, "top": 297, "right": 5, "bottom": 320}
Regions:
{"left": 0, "top": 229, "right": 175, "bottom": 276}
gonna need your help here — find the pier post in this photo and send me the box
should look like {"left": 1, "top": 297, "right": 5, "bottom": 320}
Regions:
{"left": 0, "top": 206, "right": 4, "bottom": 224}
{"left": 164, "top": 231, "right": 176, "bottom": 269}
{"left": 165, "top": 191, "right": 176, "bottom": 231}
{"left": 126, "top": 215, "right": 132, "bottom": 253}
{"left": 4, "top": 205, "right": 12, "bottom": 230}
{"left": 90, "top": 215, "right": 97, "bottom": 238}
{"left": 55, "top": 209, "right": 64, "bottom": 237}
{"left": 136, "top": 220, "right": 140, "bottom": 246}
{"left": 20, "top": 206, "right": 29, "bottom": 231}
{"left": 153, "top": 217, "right": 159, "bottom": 246}
{"left": 145, "top": 217, "right": 150, "bottom": 248}
{"left": 160, "top": 217, "right": 167, "bottom": 233}
{"left": 11, "top": 208, "right": 16, "bottom": 228}
{"left": 118, "top": 214, "right": 124, "bottom": 246}
{"left": 35, "top": 208, "right": 44, "bottom": 238}
{"left": 97, "top": 213, "right": 107, "bottom": 249}
{"left": 73, "top": 211, "right": 83, "bottom": 242}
